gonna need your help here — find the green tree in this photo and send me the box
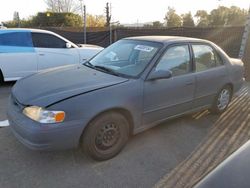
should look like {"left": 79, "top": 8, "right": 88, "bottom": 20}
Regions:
{"left": 13, "top": 11, "right": 20, "bottom": 27}
{"left": 195, "top": 10, "right": 209, "bottom": 27}
{"left": 164, "top": 7, "right": 182, "bottom": 27}
{"left": 209, "top": 6, "right": 230, "bottom": 26}
{"left": 195, "top": 6, "right": 247, "bottom": 27}
{"left": 4, "top": 17, "right": 33, "bottom": 28}
{"left": 143, "top": 21, "right": 163, "bottom": 28}
{"left": 143, "top": 23, "right": 152, "bottom": 28}
{"left": 182, "top": 12, "right": 195, "bottom": 27}
{"left": 152, "top": 21, "right": 163, "bottom": 27}
{"left": 86, "top": 14, "right": 106, "bottom": 27}
{"left": 64, "top": 13, "right": 82, "bottom": 26}
{"left": 32, "top": 12, "right": 82, "bottom": 27}
{"left": 4, "top": 12, "right": 106, "bottom": 28}
{"left": 13, "top": 11, "right": 20, "bottom": 22}
{"left": 227, "top": 6, "right": 247, "bottom": 26}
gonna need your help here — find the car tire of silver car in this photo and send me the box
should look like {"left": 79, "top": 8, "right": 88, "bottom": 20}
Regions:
{"left": 81, "top": 112, "right": 129, "bottom": 161}
{"left": 210, "top": 85, "right": 232, "bottom": 114}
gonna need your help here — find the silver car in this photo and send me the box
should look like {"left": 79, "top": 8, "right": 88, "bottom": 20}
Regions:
{"left": 8, "top": 36, "right": 244, "bottom": 160}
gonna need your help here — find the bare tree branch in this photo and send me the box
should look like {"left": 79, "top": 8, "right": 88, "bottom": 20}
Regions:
{"left": 44, "top": 0, "right": 81, "bottom": 13}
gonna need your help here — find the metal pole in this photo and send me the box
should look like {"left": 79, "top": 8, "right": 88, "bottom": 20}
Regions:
{"left": 79, "top": 0, "right": 84, "bottom": 43}
{"left": 110, "top": 25, "right": 112, "bottom": 44}
{"left": 83, "top": 5, "right": 87, "bottom": 44}
{"left": 239, "top": 5, "right": 250, "bottom": 59}
{"left": 17, "top": 12, "right": 20, "bottom": 28}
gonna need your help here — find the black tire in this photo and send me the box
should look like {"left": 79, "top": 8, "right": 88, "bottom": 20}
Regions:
{"left": 81, "top": 112, "right": 129, "bottom": 161}
{"left": 210, "top": 85, "right": 232, "bottom": 114}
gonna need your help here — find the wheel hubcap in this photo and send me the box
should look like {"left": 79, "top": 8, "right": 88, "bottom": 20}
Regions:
{"left": 217, "top": 89, "right": 230, "bottom": 110}
{"left": 95, "top": 123, "right": 120, "bottom": 150}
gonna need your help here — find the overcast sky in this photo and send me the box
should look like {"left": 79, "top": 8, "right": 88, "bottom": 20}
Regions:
{"left": 0, "top": 0, "right": 249, "bottom": 24}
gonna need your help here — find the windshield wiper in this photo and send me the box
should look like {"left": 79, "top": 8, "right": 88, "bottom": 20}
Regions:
{"left": 94, "top": 65, "right": 120, "bottom": 76}
{"left": 84, "top": 62, "right": 120, "bottom": 76}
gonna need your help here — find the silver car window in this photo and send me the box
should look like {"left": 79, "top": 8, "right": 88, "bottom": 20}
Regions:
{"left": 156, "top": 45, "right": 190, "bottom": 77}
{"left": 192, "top": 44, "right": 223, "bottom": 72}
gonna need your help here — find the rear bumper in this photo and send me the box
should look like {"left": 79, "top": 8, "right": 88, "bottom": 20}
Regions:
{"left": 7, "top": 97, "right": 85, "bottom": 151}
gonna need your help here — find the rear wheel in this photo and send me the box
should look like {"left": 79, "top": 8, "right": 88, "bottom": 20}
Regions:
{"left": 81, "top": 112, "right": 129, "bottom": 161}
{"left": 210, "top": 85, "right": 232, "bottom": 114}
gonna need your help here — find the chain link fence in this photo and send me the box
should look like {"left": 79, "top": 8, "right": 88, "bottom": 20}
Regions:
{"left": 43, "top": 26, "right": 249, "bottom": 80}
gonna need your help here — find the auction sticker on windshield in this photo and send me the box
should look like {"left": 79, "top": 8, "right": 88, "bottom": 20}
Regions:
{"left": 134, "top": 45, "right": 154, "bottom": 52}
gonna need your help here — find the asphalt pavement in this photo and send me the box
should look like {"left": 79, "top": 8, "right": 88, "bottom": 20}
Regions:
{"left": 0, "top": 82, "right": 219, "bottom": 188}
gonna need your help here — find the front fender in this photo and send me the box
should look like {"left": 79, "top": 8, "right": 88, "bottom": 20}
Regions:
{"left": 47, "top": 79, "right": 143, "bottom": 136}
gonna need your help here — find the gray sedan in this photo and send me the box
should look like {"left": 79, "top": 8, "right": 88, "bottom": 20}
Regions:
{"left": 7, "top": 36, "right": 244, "bottom": 160}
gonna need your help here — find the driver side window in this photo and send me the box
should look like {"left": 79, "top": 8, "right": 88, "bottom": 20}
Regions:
{"left": 156, "top": 45, "right": 191, "bottom": 77}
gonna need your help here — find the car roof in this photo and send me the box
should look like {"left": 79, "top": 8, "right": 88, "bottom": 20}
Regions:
{"left": 124, "top": 36, "right": 211, "bottom": 44}
{"left": 2, "top": 28, "right": 56, "bottom": 34}
{"left": 1, "top": 28, "right": 79, "bottom": 48}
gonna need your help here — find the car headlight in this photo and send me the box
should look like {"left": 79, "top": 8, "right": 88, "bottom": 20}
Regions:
{"left": 23, "top": 106, "right": 65, "bottom": 124}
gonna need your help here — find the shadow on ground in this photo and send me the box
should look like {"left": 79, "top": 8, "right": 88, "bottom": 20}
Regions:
{"left": 155, "top": 83, "right": 250, "bottom": 188}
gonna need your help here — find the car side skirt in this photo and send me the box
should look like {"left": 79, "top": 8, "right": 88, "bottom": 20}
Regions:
{"left": 134, "top": 104, "right": 211, "bottom": 134}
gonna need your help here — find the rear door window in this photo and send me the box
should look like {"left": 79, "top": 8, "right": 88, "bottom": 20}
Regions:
{"left": 192, "top": 44, "right": 224, "bottom": 72}
{"left": 0, "top": 31, "right": 33, "bottom": 47}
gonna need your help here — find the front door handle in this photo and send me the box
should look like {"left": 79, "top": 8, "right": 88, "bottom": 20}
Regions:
{"left": 39, "top": 53, "right": 45, "bottom": 56}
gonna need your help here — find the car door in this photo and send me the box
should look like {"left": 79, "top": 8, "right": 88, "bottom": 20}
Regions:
{"left": 31, "top": 32, "right": 79, "bottom": 71}
{"left": 191, "top": 43, "right": 229, "bottom": 108}
{"left": 143, "top": 44, "right": 195, "bottom": 126}
{"left": 0, "top": 30, "right": 37, "bottom": 80}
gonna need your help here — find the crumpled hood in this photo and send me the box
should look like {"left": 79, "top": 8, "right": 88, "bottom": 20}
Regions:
{"left": 12, "top": 65, "right": 128, "bottom": 107}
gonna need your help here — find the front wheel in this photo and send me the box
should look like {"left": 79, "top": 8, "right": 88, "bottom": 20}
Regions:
{"left": 81, "top": 112, "right": 129, "bottom": 161}
{"left": 210, "top": 86, "right": 232, "bottom": 114}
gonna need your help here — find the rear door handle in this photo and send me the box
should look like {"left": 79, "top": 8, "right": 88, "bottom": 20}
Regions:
{"left": 39, "top": 53, "right": 45, "bottom": 56}
{"left": 186, "top": 82, "right": 194, "bottom": 85}
{"left": 219, "top": 74, "right": 226, "bottom": 77}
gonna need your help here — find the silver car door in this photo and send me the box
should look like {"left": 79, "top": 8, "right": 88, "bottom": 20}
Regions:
{"left": 143, "top": 44, "right": 195, "bottom": 126}
{"left": 191, "top": 44, "right": 229, "bottom": 108}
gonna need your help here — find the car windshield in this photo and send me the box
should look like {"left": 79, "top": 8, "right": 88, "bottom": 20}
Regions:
{"left": 87, "top": 39, "right": 162, "bottom": 77}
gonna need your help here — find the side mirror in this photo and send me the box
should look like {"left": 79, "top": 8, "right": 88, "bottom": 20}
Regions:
{"left": 147, "top": 70, "right": 172, "bottom": 81}
{"left": 66, "top": 43, "right": 72, "bottom": 48}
